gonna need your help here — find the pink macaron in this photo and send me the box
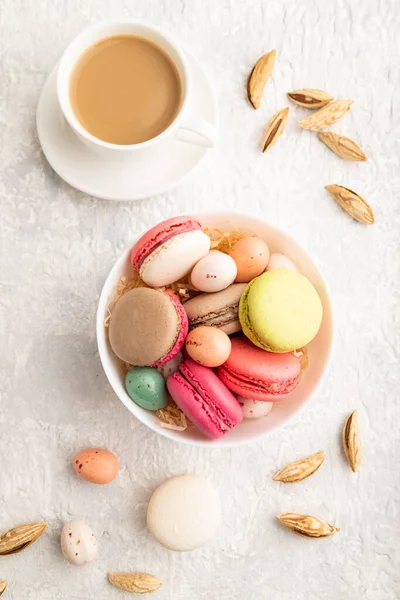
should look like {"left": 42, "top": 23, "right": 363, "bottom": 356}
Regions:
{"left": 167, "top": 359, "right": 243, "bottom": 439}
{"left": 218, "top": 337, "right": 301, "bottom": 401}
{"left": 131, "top": 216, "right": 210, "bottom": 287}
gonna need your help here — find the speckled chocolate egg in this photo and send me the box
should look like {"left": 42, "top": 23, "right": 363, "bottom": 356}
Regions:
{"left": 125, "top": 367, "right": 169, "bottom": 410}
{"left": 190, "top": 251, "right": 237, "bottom": 292}
{"left": 229, "top": 237, "right": 269, "bottom": 282}
{"left": 185, "top": 326, "right": 231, "bottom": 367}
{"left": 72, "top": 448, "right": 119, "bottom": 484}
{"left": 267, "top": 253, "right": 297, "bottom": 272}
{"left": 237, "top": 397, "right": 273, "bottom": 419}
{"left": 61, "top": 520, "right": 98, "bottom": 566}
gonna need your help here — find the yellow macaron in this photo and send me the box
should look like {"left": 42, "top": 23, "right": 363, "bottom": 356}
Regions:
{"left": 239, "top": 269, "right": 323, "bottom": 352}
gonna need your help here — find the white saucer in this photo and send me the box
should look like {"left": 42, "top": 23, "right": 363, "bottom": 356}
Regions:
{"left": 36, "top": 52, "right": 217, "bottom": 201}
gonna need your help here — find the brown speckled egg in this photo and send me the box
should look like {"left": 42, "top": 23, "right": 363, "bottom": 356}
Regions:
{"left": 229, "top": 237, "right": 269, "bottom": 282}
{"left": 72, "top": 448, "right": 119, "bottom": 484}
{"left": 185, "top": 326, "right": 231, "bottom": 367}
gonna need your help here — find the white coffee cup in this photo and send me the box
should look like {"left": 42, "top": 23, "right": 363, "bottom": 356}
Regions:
{"left": 57, "top": 20, "right": 218, "bottom": 157}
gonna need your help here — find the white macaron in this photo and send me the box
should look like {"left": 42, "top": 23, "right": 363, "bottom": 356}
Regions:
{"left": 146, "top": 474, "right": 221, "bottom": 551}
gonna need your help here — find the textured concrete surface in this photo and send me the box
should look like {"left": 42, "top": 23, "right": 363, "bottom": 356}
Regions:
{"left": 0, "top": 0, "right": 399, "bottom": 598}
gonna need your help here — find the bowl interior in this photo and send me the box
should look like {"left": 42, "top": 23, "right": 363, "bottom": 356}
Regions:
{"left": 96, "top": 212, "right": 333, "bottom": 447}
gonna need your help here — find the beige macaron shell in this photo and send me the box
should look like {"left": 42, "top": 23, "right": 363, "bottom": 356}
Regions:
{"left": 109, "top": 288, "right": 178, "bottom": 365}
{"left": 146, "top": 474, "right": 221, "bottom": 551}
{"left": 184, "top": 283, "right": 247, "bottom": 332}
{"left": 140, "top": 230, "right": 210, "bottom": 287}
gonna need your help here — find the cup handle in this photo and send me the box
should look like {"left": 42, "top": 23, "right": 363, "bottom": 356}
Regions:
{"left": 177, "top": 118, "right": 218, "bottom": 148}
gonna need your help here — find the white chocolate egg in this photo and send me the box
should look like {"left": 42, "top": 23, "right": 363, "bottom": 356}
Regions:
{"left": 157, "top": 351, "right": 183, "bottom": 379}
{"left": 267, "top": 253, "right": 298, "bottom": 272}
{"left": 238, "top": 397, "right": 273, "bottom": 419}
{"left": 61, "top": 519, "right": 98, "bottom": 566}
{"left": 191, "top": 251, "right": 237, "bottom": 293}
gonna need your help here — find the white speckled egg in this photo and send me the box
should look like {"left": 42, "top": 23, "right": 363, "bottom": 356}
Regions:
{"left": 191, "top": 251, "right": 237, "bottom": 292}
{"left": 157, "top": 351, "right": 183, "bottom": 379}
{"left": 237, "top": 397, "right": 273, "bottom": 419}
{"left": 61, "top": 519, "right": 98, "bottom": 566}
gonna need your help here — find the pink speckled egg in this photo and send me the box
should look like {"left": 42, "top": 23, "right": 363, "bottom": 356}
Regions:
{"left": 72, "top": 448, "right": 119, "bottom": 484}
{"left": 229, "top": 237, "right": 269, "bottom": 283}
{"left": 191, "top": 251, "right": 237, "bottom": 292}
{"left": 185, "top": 326, "right": 232, "bottom": 367}
{"left": 267, "top": 253, "right": 298, "bottom": 272}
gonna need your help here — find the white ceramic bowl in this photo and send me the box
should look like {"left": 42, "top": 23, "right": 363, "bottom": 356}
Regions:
{"left": 96, "top": 212, "right": 334, "bottom": 447}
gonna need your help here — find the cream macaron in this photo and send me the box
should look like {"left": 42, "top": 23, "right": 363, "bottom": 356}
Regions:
{"left": 131, "top": 216, "right": 210, "bottom": 287}
{"left": 146, "top": 474, "right": 221, "bottom": 551}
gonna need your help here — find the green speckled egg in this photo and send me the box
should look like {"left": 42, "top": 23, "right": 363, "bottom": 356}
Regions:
{"left": 125, "top": 367, "right": 168, "bottom": 411}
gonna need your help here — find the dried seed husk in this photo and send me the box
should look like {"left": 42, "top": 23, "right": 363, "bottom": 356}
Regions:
{"left": 262, "top": 107, "right": 289, "bottom": 152}
{"left": 277, "top": 513, "right": 340, "bottom": 538}
{"left": 325, "top": 184, "right": 375, "bottom": 224}
{"left": 247, "top": 49, "right": 276, "bottom": 109}
{"left": 108, "top": 572, "right": 163, "bottom": 594}
{"left": 0, "top": 522, "right": 47, "bottom": 556}
{"left": 0, "top": 581, "right": 7, "bottom": 596}
{"left": 343, "top": 410, "right": 362, "bottom": 472}
{"left": 288, "top": 88, "right": 333, "bottom": 109}
{"left": 298, "top": 99, "right": 353, "bottom": 131}
{"left": 295, "top": 346, "right": 309, "bottom": 371}
{"left": 318, "top": 132, "right": 367, "bottom": 162}
{"left": 273, "top": 451, "right": 324, "bottom": 483}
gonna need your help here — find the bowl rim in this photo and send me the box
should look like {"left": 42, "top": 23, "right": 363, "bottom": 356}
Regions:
{"left": 96, "top": 210, "right": 335, "bottom": 448}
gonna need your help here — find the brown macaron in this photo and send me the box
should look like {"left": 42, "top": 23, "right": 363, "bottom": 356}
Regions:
{"left": 109, "top": 287, "right": 188, "bottom": 366}
{"left": 183, "top": 283, "right": 246, "bottom": 334}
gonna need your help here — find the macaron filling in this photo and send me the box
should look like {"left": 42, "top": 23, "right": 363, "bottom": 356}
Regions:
{"left": 175, "top": 362, "right": 237, "bottom": 434}
{"left": 188, "top": 304, "right": 240, "bottom": 329}
{"left": 219, "top": 366, "right": 300, "bottom": 396}
{"left": 133, "top": 219, "right": 201, "bottom": 269}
